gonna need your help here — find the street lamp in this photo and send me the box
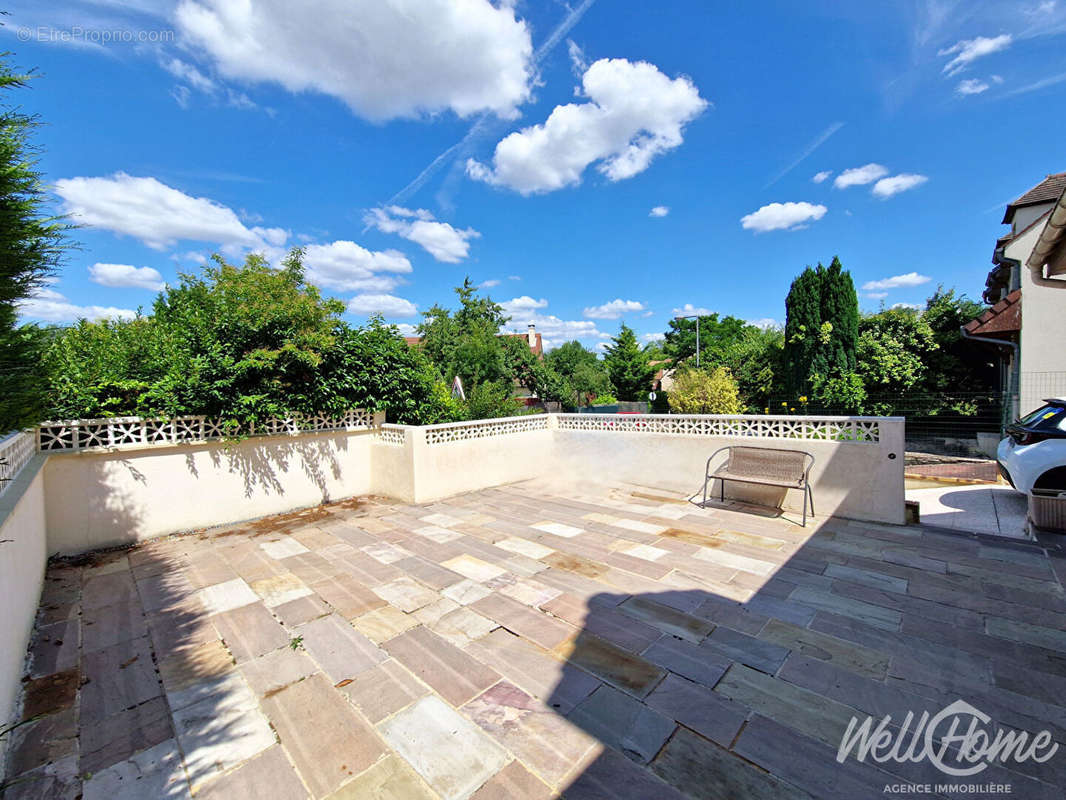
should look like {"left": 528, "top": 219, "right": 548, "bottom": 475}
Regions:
{"left": 674, "top": 314, "right": 701, "bottom": 368}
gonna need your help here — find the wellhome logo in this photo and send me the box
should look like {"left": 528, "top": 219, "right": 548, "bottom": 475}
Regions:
{"left": 837, "top": 700, "right": 1058, "bottom": 777}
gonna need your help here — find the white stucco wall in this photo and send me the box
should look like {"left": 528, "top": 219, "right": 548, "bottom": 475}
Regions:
{"left": 1005, "top": 222, "right": 1066, "bottom": 415}
{"left": 44, "top": 430, "right": 377, "bottom": 554}
{"left": 0, "top": 456, "right": 48, "bottom": 749}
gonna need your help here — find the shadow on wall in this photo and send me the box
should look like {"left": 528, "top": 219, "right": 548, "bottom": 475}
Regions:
{"left": 199, "top": 434, "right": 348, "bottom": 500}
{"left": 543, "top": 524, "right": 1061, "bottom": 797}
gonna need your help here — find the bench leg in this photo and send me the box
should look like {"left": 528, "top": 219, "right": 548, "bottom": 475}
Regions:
{"left": 721, "top": 478, "right": 725, "bottom": 503}
{"left": 702, "top": 475, "right": 708, "bottom": 507}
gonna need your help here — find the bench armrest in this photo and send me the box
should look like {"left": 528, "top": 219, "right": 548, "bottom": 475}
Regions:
{"left": 704, "top": 447, "right": 732, "bottom": 478}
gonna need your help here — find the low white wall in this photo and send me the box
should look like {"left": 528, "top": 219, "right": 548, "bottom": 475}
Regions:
{"left": 44, "top": 429, "right": 377, "bottom": 554}
{"left": 551, "top": 425, "right": 905, "bottom": 524}
{"left": 0, "top": 455, "right": 48, "bottom": 748}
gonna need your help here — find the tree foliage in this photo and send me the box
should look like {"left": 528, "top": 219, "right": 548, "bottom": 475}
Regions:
{"left": 545, "top": 340, "right": 611, "bottom": 406}
{"left": 857, "top": 306, "right": 938, "bottom": 396}
{"left": 663, "top": 313, "right": 748, "bottom": 368}
{"left": 0, "top": 56, "right": 72, "bottom": 429}
{"left": 668, "top": 367, "right": 742, "bottom": 414}
{"left": 603, "top": 323, "right": 655, "bottom": 401}
{"left": 784, "top": 257, "right": 859, "bottom": 396}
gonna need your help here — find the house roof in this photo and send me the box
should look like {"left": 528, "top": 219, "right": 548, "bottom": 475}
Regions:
{"left": 1003, "top": 171, "right": 1066, "bottom": 224}
{"left": 1026, "top": 181, "right": 1066, "bottom": 278}
{"left": 964, "top": 288, "right": 1021, "bottom": 338}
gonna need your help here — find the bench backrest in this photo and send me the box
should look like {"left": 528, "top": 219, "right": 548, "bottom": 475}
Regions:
{"left": 727, "top": 446, "right": 808, "bottom": 483}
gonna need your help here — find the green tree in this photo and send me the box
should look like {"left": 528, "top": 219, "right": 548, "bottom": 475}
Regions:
{"left": 667, "top": 367, "right": 742, "bottom": 414}
{"left": 603, "top": 323, "right": 655, "bottom": 401}
{"left": 718, "top": 326, "right": 785, "bottom": 411}
{"left": 662, "top": 313, "right": 748, "bottom": 368}
{"left": 921, "top": 287, "right": 994, "bottom": 393}
{"left": 545, "top": 340, "right": 611, "bottom": 406}
{"left": 0, "top": 57, "right": 71, "bottom": 429}
{"left": 784, "top": 257, "right": 859, "bottom": 395}
{"left": 856, "top": 306, "right": 938, "bottom": 397}
{"left": 820, "top": 256, "right": 859, "bottom": 375}
{"left": 501, "top": 336, "right": 568, "bottom": 404}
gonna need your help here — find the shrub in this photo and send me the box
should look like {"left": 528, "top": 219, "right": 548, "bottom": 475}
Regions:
{"left": 667, "top": 367, "right": 741, "bottom": 414}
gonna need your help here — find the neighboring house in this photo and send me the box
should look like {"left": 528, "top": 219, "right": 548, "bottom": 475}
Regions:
{"left": 966, "top": 171, "right": 1066, "bottom": 418}
{"left": 650, "top": 360, "right": 676, "bottom": 392}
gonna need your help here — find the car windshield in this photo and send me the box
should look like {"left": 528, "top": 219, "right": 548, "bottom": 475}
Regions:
{"left": 1017, "top": 403, "right": 1066, "bottom": 431}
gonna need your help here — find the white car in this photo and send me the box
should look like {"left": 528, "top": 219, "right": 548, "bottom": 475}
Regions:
{"left": 997, "top": 398, "right": 1066, "bottom": 494}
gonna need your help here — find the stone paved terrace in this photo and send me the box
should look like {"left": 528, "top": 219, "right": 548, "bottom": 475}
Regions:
{"left": 6, "top": 482, "right": 1066, "bottom": 799}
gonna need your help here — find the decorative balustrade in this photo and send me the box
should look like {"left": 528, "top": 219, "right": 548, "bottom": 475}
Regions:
{"left": 375, "top": 425, "right": 408, "bottom": 446}
{"left": 0, "top": 431, "right": 36, "bottom": 496}
{"left": 423, "top": 414, "right": 550, "bottom": 445}
{"left": 35, "top": 409, "right": 374, "bottom": 453}
{"left": 555, "top": 413, "right": 882, "bottom": 443}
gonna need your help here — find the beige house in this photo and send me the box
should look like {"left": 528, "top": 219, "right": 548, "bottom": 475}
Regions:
{"left": 966, "top": 172, "right": 1066, "bottom": 417}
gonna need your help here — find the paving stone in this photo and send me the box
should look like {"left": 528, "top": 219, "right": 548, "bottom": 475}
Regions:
{"left": 80, "top": 696, "right": 173, "bottom": 775}
{"left": 377, "top": 695, "right": 510, "bottom": 800}
{"left": 643, "top": 635, "right": 731, "bottom": 687}
{"left": 198, "top": 578, "right": 259, "bottom": 615}
{"left": 561, "top": 745, "right": 686, "bottom": 800}
{"left": 172, "top": 679, "right": 275, "bottom": 790}
{"left": 20, "top": 668, "right": 79, "bottom": 720}
{"left": 82, "top": 739, "right": 191, "bottom": 800}
{"left": 259, "top": 538, "right": 310, "bottom": 559}
{"left": 651, "top": 726, "right": 815, "bottom": 800}
{"left": 469, "top": 760, "right": 553, "bottom": 800}
{"left": 542, "top": 593, "right": 659, "bottom": 653}
{"left": 986, "top": 615, "right": 1066, "bottom": 653}
{"left": 567, "top": 683, "right": 675, "bottom": 764}
{"left": 5, "top": 707, "right": 77, "bottom": 777}
{"left": 557, "top": 632, "right": 665, "bottom": 698}
{"left": 2, "top": 753, "right": 80, "bottom": 800}
{"left": 701, "top": 625, "right": 790, "bottom": 674}
{"left": 758, "top": 618, "right": 889, "bottom": 679}
{"left": 620, "top": 543, "right": 670, "bottom": 561}
{"left": 610, "top": 519, "right": 668, "bottom": 535}
{"left": 239, "top": 646, "right": 318, "bottom": 697}
{"left": 137, "top": 571, "right": 198, "bottom": 613}
{"left": 420, "top": 512, "right": 464, "bottom": 528}
{"left": 531, "top": 520, "right": 585, "bottom": 538}
{"left": 465, "top": 681, "right": 600, "bottom": 785}
{"left": 339, "top": 658, "right": 428, "bottom": 723}
{"left": 250, "top": 573, "right": 313, "bottom": 607}
{"left": 692, "top": 546, "right": 776, "bottom": 576}
{"left": 413, "top": 524, "right": 462, "bottom": 543}
{"left": 212, "top": 602, "right": 290, "bottom": 662}
{"left": 645, "top": 673, "right": 748, "bottom": 747}
{"left": 384, "top": 626, "right": 501, "bottom": 706}
{"left": 29, "top": 619, "right": 79, "bottom": 679}
{"left": 327, "top": 754, "right": 436, "bottom": 800}
{"left": 428, "top": 607, "right": 497, "bottom": 648}
{"left": 361, "top": 542, "right": 413, "bottom": 564}
{"left": 617, "top": 596, "right": 712, "bottom": 642}
{"left": 413, "top": 595, "right": 461, "bottom": 625}
{"left": 296, "top": 613, "right": 386, "bottom": 683}
{"left": 158, "top": 639, "right": 236, "bottom": 708}
{"left": 310, "top": 574, "right": 387, "bottom": 618}
{"left": 144, "top": 597, "right": 217, "bottom": 653}
{"left": 824, "top": 563, "right": 908, "bottom": 593}
{"left": 372, "top": 576, "right": 439, "bottom": 612}
{"left": 272, "top": 594, "right": 330, "bottom": 626}
{"left": 82, "top": 571, "right": 138, "bottom": 611}
{"left": 440, "top": 554, "right": 508, "bottom": 583}
{"left": 441, "top": 578, "right": 493, "bottom": 605}
{"left": 81, "top": 636, "right": 162, "bottom": 723}
{"left": 82, "top": 601, "right": 147, "bottom": 654}
{"left": 541, "top": 551, "right": 609, "bottom": 579}
{"left": 497, "top": 577, "right": 561, "bottom": 608}
{"left": 691, "top": 596, "right": 769, "bottom": 635}
{"left": 393, "top": 556, "right": 465, "bottom": 590}
{"left": 194, "top": 745, "right": 308, "bottom": 799}
{"left": 351, "top": 604, "right": 420, "bottom": 643}
{"left": 494, "top": 536, "right": 555, "bottom": 559}
{"left": 471, "top": 593, "right": 574, "bottom": 650}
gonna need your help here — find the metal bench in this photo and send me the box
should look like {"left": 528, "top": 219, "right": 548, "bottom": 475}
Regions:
{"left": 702, "top": 445, "right": 815, "bottom": 526}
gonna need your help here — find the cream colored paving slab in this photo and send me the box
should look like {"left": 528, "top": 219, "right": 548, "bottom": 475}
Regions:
{"left": 582, "top": 512, "right": 620, "bottom": 525}
{"left": 362, "top": 542, "right": 413, "bottom": 564}
{"left": 692, "top": 547, "right": 776, "bottom": 576}
{"left": 352, "top": 605, "right": 420, "bottom": 644}
{"left": 198, "top": 578, "right": 259, "bottom": 615}
{"left": 429, "top": 607, "right": 498, "bottom": 648}
{"left": 620, "top": 543, "right": 669, "bottom": 562}
{"left": 441, "top": 555, "right": 507, "bottom": 583}
{"left": 495, "top": 537, "right": 555, "bottom": 559}
{"left": 414, "top": 596, "right": 461, "bottom": 625}
{"left": 420, "top": 512, "right": 464, "bottom": 528}
{"left": 499, "top": 578, "right": 562, "bottom": 608}
{"left": 249, "top": 573, "right": 312, "bottom": 607}
{"left": 258, "top": 539, "right": 309, "bottom": 560}
{"left": 82, "top": 739, "right": 190, "bottom": 800}
{"left": 610, "top": 519, "right": 668, "bottom": 535}
{"left": 373, "top": 577, "right": 439, "bottom": 613}
{"left": 414, "top": 524, "right": 462, "bottom": 543}
{"left": 378, "top": 695, "right": 510, "bottom": 800}
{"left": 441, "top": 578, "right": 494, "bottom": 605}
{"left": 531, "top": 521, "right": 584, "bottom": 538}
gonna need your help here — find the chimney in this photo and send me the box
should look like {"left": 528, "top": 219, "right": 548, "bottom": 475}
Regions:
{"left": 527, "top": 323, "right": 536, "bottom": 348}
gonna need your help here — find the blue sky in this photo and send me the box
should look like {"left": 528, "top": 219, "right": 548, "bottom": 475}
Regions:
{"left": 8, "top": 0, "right": 1066, "bottom": 349}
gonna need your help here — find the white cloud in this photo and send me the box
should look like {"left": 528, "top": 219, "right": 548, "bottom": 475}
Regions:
{"left": 939, "top": 34, "right": 1012, "bottom": 76}
{"left": 88, "top": 263, "right": 166, "bottom": 291}
{"left": 175, "top": 0, "right": 534, "bottom": 121}
{"left": 501, "top": 296, "right": 549, "bottom": 314}
{"left": 649, "top": 206, "right": 670, "bottom": 217}
{"left": 834, "top": 163, "right": 889, "bottom": 189}
{"left": 583, "top": 299, "right": 646, "bottom": 319}
{"left": 567, "top": 39, "right": 588, "bottom": 78}
{"left": 467, "top": 58, "right": 707, "bottom": 194}
{"left": 747, "top": 318, "right": 782, "bottom": 330}
{"left": 865, "top": 291, "right": 889, "bottom": 300}
{"left": 643, "top": 332, "right": 665, "bottom": 342}
{"left": 162, "top": 57, "right": 217, "bottom": 93}
{"left": 502, "top": 310, "right": 604, "bottom": 350}
{"left": 508, "top": 275, "right": 521, "bottom": 281}
{"left": 479, "top": 279, "right": 501, "bottom": 288}
{"left": 365, "top": 206, "right": 480, "bottom": 263}
{"left": 54, "top": 173, "right": 287, "bottom": 253}
{"left": 394, "top": 323, "right": 419, "bottom": 337}
{"left": 812, "top": 170, "right": 832, "bottom": 183}
{"left": 346, "top": 293, "right": 418, "bottom": 318}
{"left": 672, "top": 303, "right": 714, "bottom": 317}
{"left": 861, "top": 272, "right": 931, "bottom": 291}
{"left": 17, "top": 287, "right": 136, "bottom": 323}
{"left": 302, "top": 241, "right": 412, "bottom": 292}
{"left": 872, "top": 173, "right": 928, "bottom": 198}
{"left": 956, "top": 78, "right": 990, "bottom": 96}
{"left": 740, "top": 202, "right": 827, "bottom": 233}
{"left": 892, "top": 302, "right": 923, "bottom": 311}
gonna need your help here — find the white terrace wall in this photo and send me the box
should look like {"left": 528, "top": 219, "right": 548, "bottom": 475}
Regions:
{"left": 38, "top": 412, "right": 383, "bottom": 554}
{"left": 0, "top": 435, "right": 48, "bottom": 753}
